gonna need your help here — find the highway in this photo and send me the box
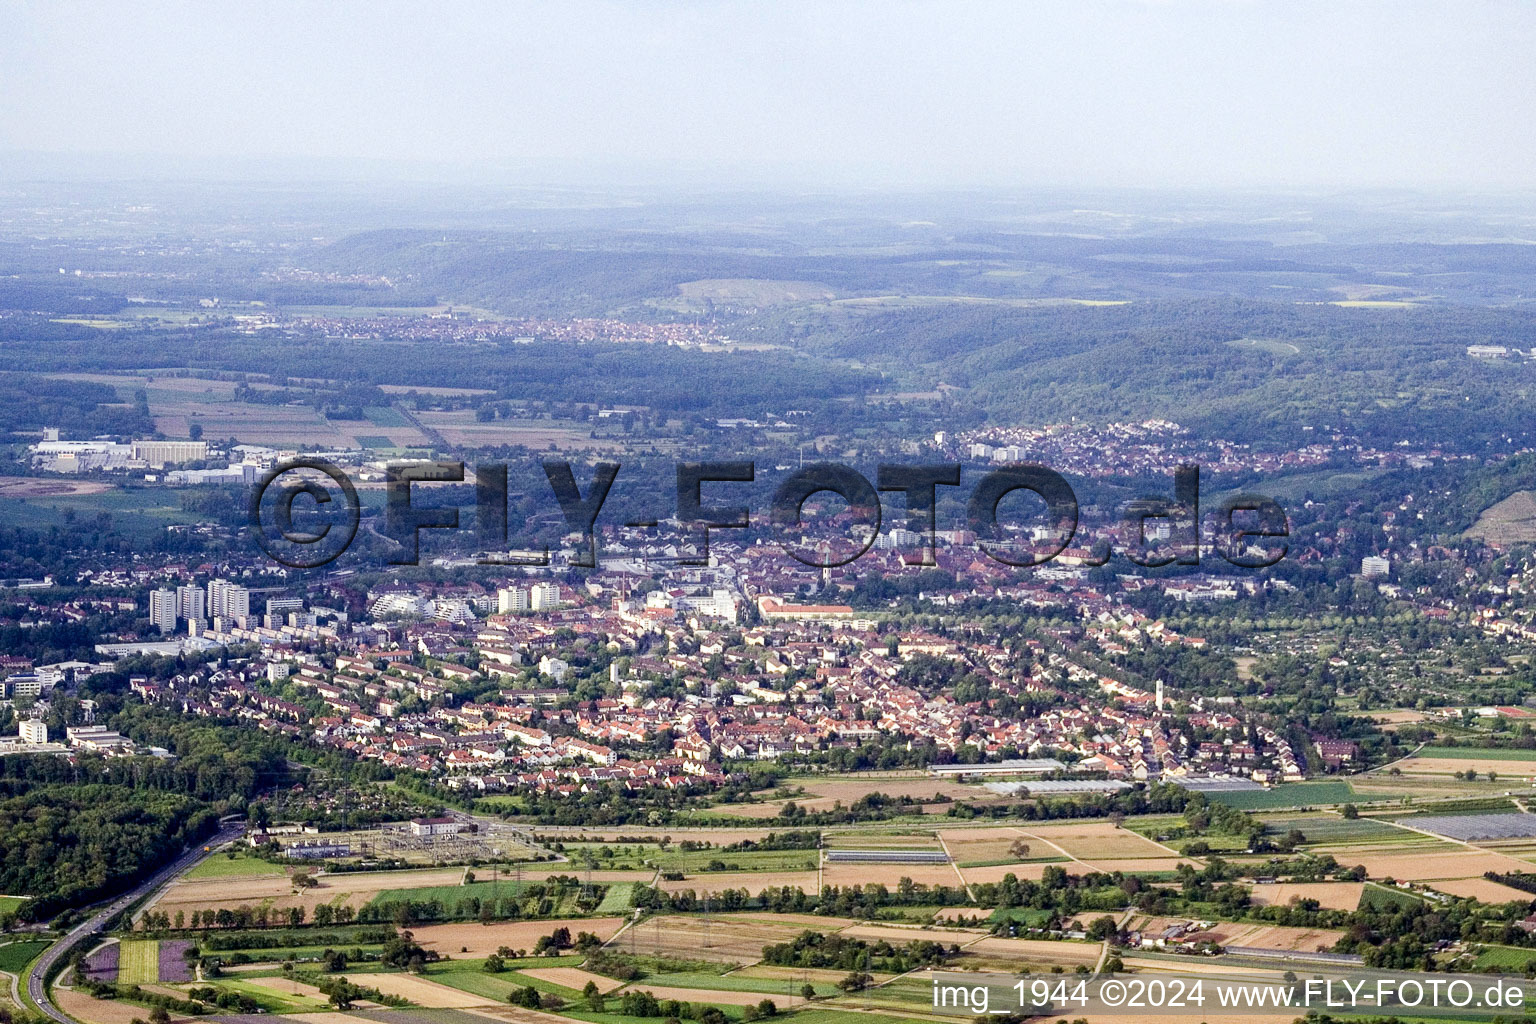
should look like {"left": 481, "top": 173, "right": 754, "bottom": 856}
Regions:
{"left": 26, "top": 822, "right": 245, "bottom": 1024}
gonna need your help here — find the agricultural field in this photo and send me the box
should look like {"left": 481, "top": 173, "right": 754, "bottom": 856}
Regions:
{"left": 963, "top": 935, "right": 1100, "bottom": 969}
{"left": 117, "top": 939, "right": 157, "bottom": 984}
{"left": 366, "top": 878, "right": 541, "bottom": 909}
{"left": 50, "top": 983, "right": 154, "bottom": 1024}
{"left": 518, "top": 967, "right": 626, "bottom": 994}
{"left": 1360, "top": 883, "right": 1427, "bottom": 910}
{"left": 416, "top": 409, "right": 619, "bottom": 451}
{"left": 659, "top": 869, "right": 821, "bottom": 896}
{"left": 822, "top": 860, "right": 959, "bottom": 889}
{"left": 184, "top": 852, "right": 291, "bottom": 879}
{"left": 1407, "top": 812, "right": 1536, "bottom": 841}
{"left": 594, "top": 884, "right": 635, "bottom": 914}
{"left": 1418, "top": 747, "right": 1536, "bottom": 761}
{"left": 407, "top": 918, "right": 626, "bottom": 959}
{"left": 1196, "top": 923, "right": 1347, "bottom": 953}
{"left": 540, "top": 828, "right": 775, "bottom": 846}
{"left": 562, "top": 842, "right": 816, "bottom": 874}
{"left": 1466, "top": 491, "right": 1536, "bottom": 547}
{"left": 1263, "top": 815, "right": 1403, "bottom": 846}
{"left": 210, "top": 975, "right": 336, "bottom": 1012}
{"left": 1431, "top": 877, "right": 1536, "bottom": 903}
{"left": 1345, "top": 848, "right": 1535, "bottom": 881}
{"left": 1469, "top": 943, "right": 1536, "bottom": 972}
{"left": 0, "top": 483, "right": 210, "bottom": 539}
{"left": 42, "top": 370, "right": 439, "bottom": 448}
{"left": 710, "top": 774, "right": 987, "bottom": 819}
{"left": 1204, "top": 781, "right": 1362, "bottom": 810}
{"left": 820, "top": 831, "right": 943, "bottom": 850}
{"left": 1247, "top": 882, "right": 1364, "bottom": 911}
{"left": 616, "top": 912, "right": 820, "bottom": 964}
{"left": 1010, "top": 820, "right": 1188, "bottom": 869}
{"left": 1393, "top": 756, "right": 1536, "bottom": 778}
{"left": 101, "top": 798, "right": 1536, "bottom": 1024}
{"left": 421, "top": 965, "right": 559, "bottom": 1003}
{"left": 955, "top": 860, "right": 1062, "bottom": 884}
{"left": 936, "top": 826, "right": 1064, "bottom": 867}
{"left": 148, "top": 866, "right": 471, "bottom": 919}
{"left": 0, "top": 938, "right": 50, "bottom": 973}
{"left": 363, "top": 973, "right": 501, "bottom": 1007}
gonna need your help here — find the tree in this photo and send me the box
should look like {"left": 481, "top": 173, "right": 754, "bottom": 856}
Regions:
{"left": 483, "top": 955, "right": 505, "bottom": 974}
{"left": 1341, "top": 803, "right": 1359, "bottom": 819}
{"left": 329, "top": 982, "right": 358, "bottom": 1010}
{"left": 584, "top": 980, "right": 605, "bottom": 1011}
{"left": 800, "top": 984, "right": 816, "bottom": 1001}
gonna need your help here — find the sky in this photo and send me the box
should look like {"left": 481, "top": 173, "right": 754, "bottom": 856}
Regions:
{"left": 1, "top": 0, "right": 1534, "bottom": 190}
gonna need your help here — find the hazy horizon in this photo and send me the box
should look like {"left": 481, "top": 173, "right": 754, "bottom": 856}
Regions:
{"left": 3, "top": 0, "right": 1534, "bottom": 192}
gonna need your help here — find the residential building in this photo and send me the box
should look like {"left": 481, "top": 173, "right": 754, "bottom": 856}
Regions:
{"left": 1361, "top": 556, "right": 1391, "bottom": 579}
{"left": 149, "top": 589, "right": 178, "bottom": 633}
{"left": 207, "top": 579, "right": 251, "bottom": 619}
{"left": 176, "top": 584, "right": 205, "bottom": 623}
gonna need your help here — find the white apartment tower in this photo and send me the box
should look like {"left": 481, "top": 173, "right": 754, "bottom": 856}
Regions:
{"left": 1361, "top": 556, "right": 1391, "bottom": 579}
{"left": 149, "top": 589, "right": 178, "bottom": 633}
{"left": 207, "top": 579, "right": 251, "bottom": 619}
{"left": 497, "top": 586, "right": 531, "bottom": 614}
{"left": 176, "top": 584, "right": 205, "bottom": 623}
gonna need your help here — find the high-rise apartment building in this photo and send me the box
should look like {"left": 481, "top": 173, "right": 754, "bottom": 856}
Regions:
{"left": 149, "top": 589, "right": 178, "bottom": 633}
{"left": 207, "top": 579, "right": 251, "bottom": 619}
{"left": 176, "top": 584, "right": 205, "bottom": 623}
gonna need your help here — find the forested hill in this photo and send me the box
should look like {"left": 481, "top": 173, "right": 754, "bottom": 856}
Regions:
{"left": 780, "top": 298, "right": 1536, "bottom": 450}
{"left": 296, "top": 227, "right": 1536, "bottom": 450}
{"left": 312, "top": 227, "right": 1536, "bottom": 313}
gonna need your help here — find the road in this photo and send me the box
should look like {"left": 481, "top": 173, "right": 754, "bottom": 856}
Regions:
{"left": 26, "top": 822, "right": 245, "bottom": 1024}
